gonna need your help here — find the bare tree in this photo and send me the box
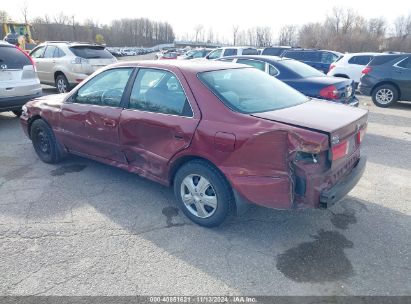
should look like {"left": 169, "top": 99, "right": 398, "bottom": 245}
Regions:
{"left": 194, "top": 24, "right": 203, "bottom": 43}
{"left": 278, "top": 25, "right": 297, "bottom": 46}
{"left": 20, "top": 3, "right": 29, "bottom": 24}
{"left": 0, "top": 10, "right": 10, "bottom": 23}
{"left": 232, "top": 25, "right": 239, "bottom": 45}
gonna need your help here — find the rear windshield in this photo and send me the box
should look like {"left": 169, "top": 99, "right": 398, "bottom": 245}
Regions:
{"left": 198, "top": 68, "right": 308, "bottom": 114}
{"left": 69, "top": 46, "right": 114, "bottom": 59}
{"left": 0, "top": 45, "right": 31, "bottom": 69}
{"left": 281, "top": 59, "right": 325, "bottom": 78}
{"left": 242, "top": 48, "right": 259, "bottom": 55}
{"left": 369, "top": 55, "right": 401, "bottom": 66}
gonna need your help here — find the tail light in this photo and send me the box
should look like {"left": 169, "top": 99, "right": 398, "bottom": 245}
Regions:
{"left": 329, "top": 64, "right": 336, "bottom": 72}
{"left": 362, "top": 67, "right": 372, "bottom": 74}
{"left": 16, "top": 46, "right": 36, "bottom": 71}
{"left": 356, "top": 127, "right": 366, "bottom": 144}
{"left": 319, "top": 85, "right": 339, "bottom": 99}
{"left": 331, "top": 140, "right": 349, "bottom": 161}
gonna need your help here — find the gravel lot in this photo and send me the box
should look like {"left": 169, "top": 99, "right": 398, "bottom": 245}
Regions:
{"left": 0, "top": 65, "right": 410, "bottom": 295}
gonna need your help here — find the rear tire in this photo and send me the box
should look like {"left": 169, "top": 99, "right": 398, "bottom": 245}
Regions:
{"left": 372, "top": 84, "right": 398, "bottom": 108}
{"left": 174, "top": 160, "right": 232, "bottom": 227}
{"left": 12, "top": 109, "right": 22, "bottom": 117}
{"left": 55, "top": 74, "right": 70, "bottom": 93}
{"left": 30, "top": 119, "right": 63, "bottom": 164}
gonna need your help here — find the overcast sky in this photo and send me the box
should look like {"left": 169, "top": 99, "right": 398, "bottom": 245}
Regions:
{"left": 2, "top": 0, "right": 410, "bottom": 39}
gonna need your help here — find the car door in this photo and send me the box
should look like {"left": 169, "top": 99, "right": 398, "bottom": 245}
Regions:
{"left": 29, "top": 46, "right": 47, "bottom": 82}
{"left": 119, "top": 67, "right": 200, "bottom": 180}
{"left": 41, "top": 46, "right": 58, "bottom": 83}
{"left": 59, "top": 67, "right": 134, "bottom": 162}
{"left": 394, "top": 56, "right": 411, "bottom": 99}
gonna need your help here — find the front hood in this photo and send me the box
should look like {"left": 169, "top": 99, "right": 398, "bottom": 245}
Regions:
{"left": 252, "top": 99, "right": 367, "bottom": 135}
{"left": 29, "top": 93, "right": 67, "bottom": 107}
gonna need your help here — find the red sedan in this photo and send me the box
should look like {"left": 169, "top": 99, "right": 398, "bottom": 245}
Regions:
{"left": 20, "top": 60, "right": 367, "bottom": 227}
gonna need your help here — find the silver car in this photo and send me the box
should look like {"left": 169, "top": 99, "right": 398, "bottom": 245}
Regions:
{"left": 0, "top": 41, "right": 42, "bottom": 116}
{"left": 30, "top": 42, "right": 117, "bottom": 93}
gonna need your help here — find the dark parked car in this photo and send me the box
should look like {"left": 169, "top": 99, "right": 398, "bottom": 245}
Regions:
{"left": 282, "top": 49, "right": 342, "bottom": 73}
{"left": 20, "top": 61, "right": 367, "bottom": 227}
{"left": 218, "top": 55, "right": 358, "bottom": 106}
{"left": 358, "top": 54, "right": 411, "bottom": 107}
{"left": 179, "top": 49, "right": 212, "bottom": 60}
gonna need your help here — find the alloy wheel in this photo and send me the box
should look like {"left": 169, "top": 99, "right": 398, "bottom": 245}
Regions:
{"left": 375, "top": 88, "right": 394, "bottom": 105}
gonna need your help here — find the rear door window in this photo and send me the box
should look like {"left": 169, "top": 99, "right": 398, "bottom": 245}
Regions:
{"left": 43, "top": 46, "right": 57, "bottom": 58}
{"left": 69, "top": 46, "right": 114, "bottom": 59}
{"left": 223, "top": 49, "right": 237, "bottom": 56}
{"left": 348, "top": 55, "right": 373, "bottom": 65}
{"left": 54, "top": 47, "right": 66, "bottom": 58}
{"left": 128, "top": 68, "right": 193, "bottom": 117}
{"left": 0, "top": 45, "right": 31, "bottom": 69}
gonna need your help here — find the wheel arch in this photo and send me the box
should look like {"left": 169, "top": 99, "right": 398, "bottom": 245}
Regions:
{"left": 168, "top": 155, "right": 239, "bottom": 213}
{"left": 333, "top": 74, "right": 350, "bottom": 79}
{"left": 372, "top": 81, "right": 402, "bottom": 100}
{"left": 54, "top": 71, "right": 66, "bottom": 81}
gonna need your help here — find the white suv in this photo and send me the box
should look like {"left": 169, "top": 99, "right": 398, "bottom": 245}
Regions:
{"left": 327, "top": 52, "right": 380, "bottom": 85}
{"left": 0, "top": 41, "right": 42, "bottom": 116}
{"left": 30, "top": 42, "right": 117, "bottom": 93}
{"left": 205, "top": 47, "right": 259, "bottom": 60}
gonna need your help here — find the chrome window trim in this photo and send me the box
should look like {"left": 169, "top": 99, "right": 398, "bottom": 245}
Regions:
{"left": 393, "top": 57, "right": 411, "bottom": 70}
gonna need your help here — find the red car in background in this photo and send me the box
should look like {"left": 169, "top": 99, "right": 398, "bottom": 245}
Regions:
{"left": 20, "top": 60, "right": 367, "bottom": 227}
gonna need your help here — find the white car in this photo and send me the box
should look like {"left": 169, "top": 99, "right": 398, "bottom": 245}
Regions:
{"left": 30, "top": 42, "right": 117, "bottom": 93}
{"left": 0, "top": 41, "right": 42, "bottom": 116}
{"left": 327, "top": 52, "right": 380, "bottom": 85}
{"left": 205, "top": 47, "right": 259, "bottom": 60}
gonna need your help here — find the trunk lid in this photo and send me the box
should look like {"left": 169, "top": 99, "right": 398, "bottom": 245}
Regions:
{"left": 252, "top": 99, "right": 368, "bottom": 142}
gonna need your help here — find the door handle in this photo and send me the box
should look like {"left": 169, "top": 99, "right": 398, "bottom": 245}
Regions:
{"left": 103, "top": 118, "right": 117, "bottom": 127}
{"left": 174, "top": 132, "right": 184, "bottom": 140}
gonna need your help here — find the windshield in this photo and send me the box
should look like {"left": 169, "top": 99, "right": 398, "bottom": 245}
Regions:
{"left": 69, "top": 46, "right": 114, "bottom": 59}
{"left": 198, "top": 68, "right": 308, "bottom": 114}
{"left": 281, "top": 59, "right": 325, "bottom": 78}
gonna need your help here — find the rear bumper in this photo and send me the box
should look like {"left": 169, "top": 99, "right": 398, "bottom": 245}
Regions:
{"left": 358, "top": 83, "right": 372, "bottom": 96}
{"left": 0, "top": 91, "right": 42, "bottom": 111}
{"left": 320, "top": 156, "right": 366, "bottom": 208}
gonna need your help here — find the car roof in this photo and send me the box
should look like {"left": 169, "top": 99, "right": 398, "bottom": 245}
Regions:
{"left": 344, "top": 52, "right": 381, "bottom": 56}
{"left": 112, "top": 60, "right": 248, "bottom": 73}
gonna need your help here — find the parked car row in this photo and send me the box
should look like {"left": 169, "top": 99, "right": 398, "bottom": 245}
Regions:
{"left": 107, "top": 47, "right": 153, "bottom": 57}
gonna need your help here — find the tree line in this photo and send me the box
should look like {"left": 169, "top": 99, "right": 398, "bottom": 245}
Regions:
{"left": 0, "top": 10, "right": 175, "bottom": 47}
{"left": 183, "top": 7, "right": 411, "bottom": 52}
{"left": 1, "top": 7, "right": 410, "bottom": 51}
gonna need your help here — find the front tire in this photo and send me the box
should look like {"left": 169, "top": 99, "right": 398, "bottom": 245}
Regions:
{"left": 174, "top": 160, "right": 232, "bottom": 227}
{"left": 30, "top": 119, "right": 63, "bottom": 164}
{"left": 372, "top": 84, "right": 398, "bottom": 108}
{"left": 55, "top": 74, "right": 70, "bottom": 93}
